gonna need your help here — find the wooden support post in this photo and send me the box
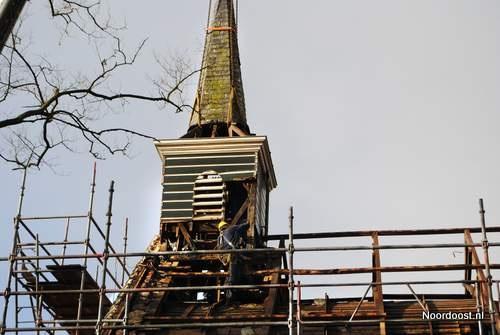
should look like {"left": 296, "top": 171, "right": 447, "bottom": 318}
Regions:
{"left": 422, "top": 296, "right": 433, "bottom": 335}
{"left": 229, "top": 124, "right": 247, "bottom": 137}
{"left": 371, "top": 232, "right": 386, "bottom": 335}
{"left": 264, "top": 261, "right": 281, "bottom": 315}
{"left": 211, "top": 124, "right": 218, "bottom": 138}
{"left": 232, "top": 198, "right": 249, "bottom": 226}
{"left": 246, "top": 182, "right": 257, "bottom": 247}
{"left": 181, "top": 304, "right": 197, "bottom": 318}
{"left": 175, "top": 225, "right": 181, "bottom": 250}
{"left": 464, "top": 237, "right": 473, "bottom": 297}
{"left": 178, "top": 222, "right": 196, "bottom": 250}
{"left": 226, "top": 87, "right": 235, "bottom": 128}
{"left": 216, "top": 277, "right": 221, "bottom": 303}
{"left": 279, "top": 239, "right": 289, "bottom": 282}
{"left": 464, "top": 230, "right": 490, "bottom": 309}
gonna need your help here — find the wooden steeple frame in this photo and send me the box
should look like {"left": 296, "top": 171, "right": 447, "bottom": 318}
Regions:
{"left": 155, "top": 136, "right": 277, "bottom": 250}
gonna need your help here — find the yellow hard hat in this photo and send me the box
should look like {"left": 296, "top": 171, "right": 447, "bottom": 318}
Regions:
{"left": 217, "top": 220, "right": 228, "bottom": 230}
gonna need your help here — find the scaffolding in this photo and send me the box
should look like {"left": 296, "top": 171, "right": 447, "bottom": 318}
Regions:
{"left": 0, "top": 167, "right": 499, "bottom": 335}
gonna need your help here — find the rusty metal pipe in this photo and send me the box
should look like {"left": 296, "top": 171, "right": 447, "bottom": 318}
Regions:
{"left": 268, "top": 264, "right": 498, "bottom": 276}
{"left": 266, "top": 226, "right": 500, "bottom": 241}
{"left": 11, "top": 247, "right": 287, "bottom": 261}
{"left": 299, "top": 318, "right": 494, "bottom": 326}
{"left": 3, "top": 278, "right": 492, "bottom": 297}
{"left": 294, "top": 242, "right": 485, "bottom": 252}
{"left": 1, "top": 320, "right": 289, "bottom": 332}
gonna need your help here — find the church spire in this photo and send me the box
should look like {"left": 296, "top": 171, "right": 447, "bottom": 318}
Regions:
{"left": 186, "top": 0, "right": 249, "bottom": 137}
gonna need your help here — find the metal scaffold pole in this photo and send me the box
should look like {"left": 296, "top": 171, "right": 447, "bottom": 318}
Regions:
{"left": 0, "top": 181, "right": 499, "bottom": 334}
{"left": 13, "top": 252, "right": 17, "bottom": 335}
{"left": 478, "top": 199, "right": 498, "bottom": 335}
{"left": 1, "top": 169, "right": 28, "bottom": 335}
{"left": 34, "top": 235, "right": 40, "bottom": 335}
{"left": 95, "top": 181, "right": 115, "bottom": 335}
{"left": 288, "top": 206, "right": 295, "bottom": 335}
{"left": 296, "top": 281, "right": 301, "bottom": 335}
{"left": 76, "top": 163, "right": 97, "bottom": 335}
{"left": 121, "top": 218, "right": 128, "bottom": 287}
{"left": 476, "top": 281, "right": 484, "bottom": 335}
{"left": 121, "top": 218, "right": 129, "bottom": 335}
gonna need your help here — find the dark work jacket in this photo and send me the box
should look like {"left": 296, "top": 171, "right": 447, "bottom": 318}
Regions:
{"left": 218, "top": 223, "right": 249, "bottom": 250}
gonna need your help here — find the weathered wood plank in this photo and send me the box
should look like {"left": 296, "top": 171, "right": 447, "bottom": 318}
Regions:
{"left": 232, "top": 198, "right": 249, "bottom": 226}
{"left": 178, "top": 222, "right": 196, "bottom": 250}
{"left": 464, "top": 229, "right": 489, "bottom": 309}
{"left": 371, "top": 232, "right": 386, "bottom": 335}
{"left": 246, "top": 182, "right": 257, "bottom": 247}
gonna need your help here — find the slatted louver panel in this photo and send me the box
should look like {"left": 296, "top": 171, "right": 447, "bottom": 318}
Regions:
{"left": 192, "top": 171, "right": 226, "bottom": 222}
{"left": 161, "top": 152, "right": 257, "bottom": 220}
{"left": 255, "top": 167, "right": 268, "bottom": 236}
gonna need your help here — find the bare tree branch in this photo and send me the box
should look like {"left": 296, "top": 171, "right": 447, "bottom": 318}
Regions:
{"left": 0, "top": 0, "right": 200, "bottom": 169}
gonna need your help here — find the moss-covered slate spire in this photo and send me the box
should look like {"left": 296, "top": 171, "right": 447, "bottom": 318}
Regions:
{"left": 187, "top": 0, "right": 249, "bottom": 137}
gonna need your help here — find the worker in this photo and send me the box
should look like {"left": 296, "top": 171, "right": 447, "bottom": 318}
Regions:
{"left": 217, "top": 219, "right": 249, "bottom": 304}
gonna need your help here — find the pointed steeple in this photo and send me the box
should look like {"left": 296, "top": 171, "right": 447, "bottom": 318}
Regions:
{"left": 187, "top": 0, "right": 249, "bottom": 137}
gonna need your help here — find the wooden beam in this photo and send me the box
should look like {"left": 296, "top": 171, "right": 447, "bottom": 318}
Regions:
{"left": 422, "top": 296, "right": 433, "bottom": 335}
{"left": 216, "top": 277, "right": 221, "bottom": 303}
{"left": 206, "top": 300, "right": 223, "bottom": 317}
{"left": 464, "top": 229, "right": 489, "bottom": 309}
{"left": 266, "top": 226, "right": 500, "bottom": 241}
{"left": 231, "top": 198, "right": 249, "bottom": 226}
{"left": 158, "top": 265, "right": 192, "bottom": 271}
{"left": 210, "top": 124, "right": 218, "bottom": 138}
{"left": 464, "top": 242, "right": 473, "bottom": 297}
{"left": 263, "top": 270, "right": 280, "bottom": 314}
{"left": 175, "top": 224, "right": 181, "bottom": 251}
{"left": 262, "top": 257, "right": 283, "bottom": 335}
{"left": 324, "top": 293, "right": 330, "bottom": 313}
{"left": 279, "top": 239, "right": 289, "bottom": 282}
{"left": 371, "top": 232, "right": 386, "bottom": 335}
{"left": 255, "top": 264, "right": 495, "bottom": 276}
{"left": 154, "top": 271, "right": 229, "bottom": 277}
{"left": 181, "top": 304, "right": 197, "bottom": 318}
{"left": 127, "top": 260, "right": 175, "bottom": 325}
{"left": 230, "top": 124, "right": 248, "bottom": 137}
{"left": 194, "top": 91, "right": 202, "bottom": 127}
{"left": 178, "top": 222, "right": 196, "bottom": 251}
{"left": 246, "top": 182, "right": 257, "bottom": 247}
{"left": 227, "top": 87, "right": 234, "bottom": 125}
{"left": 143, "top": 314, "right": 288, "bottom": 322}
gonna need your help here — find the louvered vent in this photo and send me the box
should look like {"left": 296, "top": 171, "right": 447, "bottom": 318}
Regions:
{"left": 192, "top": 170, "right": 227, "bottom": 222}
